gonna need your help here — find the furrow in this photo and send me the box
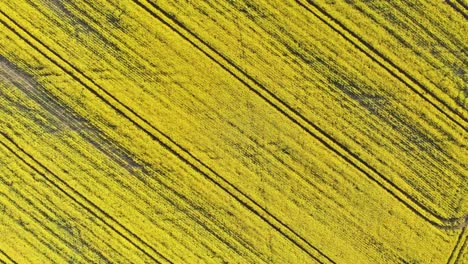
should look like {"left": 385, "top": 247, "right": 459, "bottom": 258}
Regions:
{"left": 298, "top": 0, "right": 467, "bottom": 128}
{"left": 0, "top": 211, "right": 59, "bottom": 263}
{"left": 0, "top": 155, "right": 137, "bottom": 263}
{"left": 68, "top": 0, "right": 370, "bottom": 225}
{"left": 3, "top": 0, "right": 464, "bottom": 227}
{"left": 348, "top": 0, "right": 467, "bottom": 112}
{"left": 455, "top": 238, "right": 467, "bottom": 263}
{"left": 447, "top": 226, "right": 468, "bottom": 264}
{"left": 447, "top": 0, "right": 468, "bottom": 18}
{"left": 0, "top": 188, "right": 95, "bottom": 263}
{"left": 354, "top": 1, "right": 465, "bottom": 100}
{"left": 0, "top": 11, "right": 320, "bottom": 262}
{"left": 0, "top": 249, "right": 17, "bottom": 264}
{"left": 0, "top": 1, "right": 463, "bottom": 262}
{"left": 3, "top": 0, "right": 460, "bottom": 232}
{"left": 0, "top": 5, "right": 333, "bottom": 263}
{"left": 0, "top": 133, "right": 168, "bottom": 264}
{"left": 304, "top": 0, "right": 467, "bottom": 118}
{"left": 0, "top": 81, "right": 288, "bottom": 263}
{"left": 457, "top": 0, "right": 468, "bottom": 8}
{"left": 383, "top": 2, "right": 466, "bottom": 75}
{"left": 207, "top": 0, "right": 465, "bottom": 217}
{"left": 135, "top": 0, "right": 466, "bottom": 229}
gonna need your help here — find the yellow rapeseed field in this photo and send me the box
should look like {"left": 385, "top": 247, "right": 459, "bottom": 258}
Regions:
{"left": 0, "top": 0, "right": 466, "bottom": 263}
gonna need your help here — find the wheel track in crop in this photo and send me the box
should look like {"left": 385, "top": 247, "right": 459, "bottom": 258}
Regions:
{"left": 0, "top": 132, "right": 169, "bottom": 264}
{"left": 133, "top": 0, "right": 467, "bottom": 230}
{"left": 447, "top": 225, "right": 467, "bottom": 264}
{"left": 454, "top": 236, "right": 467, "bottom": 263}
{"left": 0, "top": 44, "right": 273, "bottom": 263}
{"left": 0, "top": 9, "right": 332, "bottom": 264}
{"left": 354, "top": 0, "right": 467, "bottom": 105}
{"left": 447, "top": 0, "right": 468, "bottom": 18}
{"left": 0, "top": 247, "right": 17, "bottom": 264}
{"left": 2, "top": 0, "right": 462, "bottom": 234}
{"left": 0, "top": 1, "right": 464, "bottom": 262}
{"left": 0, "top": 185, "right": 108, "bottom": 263}
{"left": 297, "top": 0, "right": 467, "bottom": 128}
{"left": 0, "top": 161, "right": 133, "bottom": 263}
{"left": 388, "top": 1, "right": 466, "bottom": 64}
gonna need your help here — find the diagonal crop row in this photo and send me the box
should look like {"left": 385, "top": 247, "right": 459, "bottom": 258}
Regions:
{"left": 296, "top": 0, "right": 467, "bottom": 129}
{"left": 0, "top": 132, "right": 170, "bottom": 264}
{"left": 133, "top": 0, "right": 467, "bottom": 230}
{"left": 446, "top": 0, "right": 468, "bottom": 19}
{"left": 0, "top": 8, "right": 333, "bottom": 264}
{"left": 446, "top": 226, "right": 467, "bottom": 264}
{"left": 0, "top": 248, "right": 17, "bottom": 264}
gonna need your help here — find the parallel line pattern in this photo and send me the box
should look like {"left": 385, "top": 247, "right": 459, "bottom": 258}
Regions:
{"left": 0, "top": 249, "right": 16, "bottom": 264}
{"left": 0, "top": 132, "right": 169, "bottom": 263}
{"left": 134, "top": 0, "right": 466, "bottom": 229}
{"left": 297, "top": 0, "right": 467, "bottom": 129}
{"left": 447, "top": 226, "right": 467, "bottom": 264}
{"left": 0, "top": 7, "right": 332, "bottom": 263}
{"left": 446, "top": 0, "right": 468, "bottom": 18}
{"left": 0, "top": 1, "right": 465, "bottom": 263}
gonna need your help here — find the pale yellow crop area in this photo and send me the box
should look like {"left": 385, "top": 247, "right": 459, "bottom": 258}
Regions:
{"left": 0, "top": 0, "right": 466, "bottom": 263}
